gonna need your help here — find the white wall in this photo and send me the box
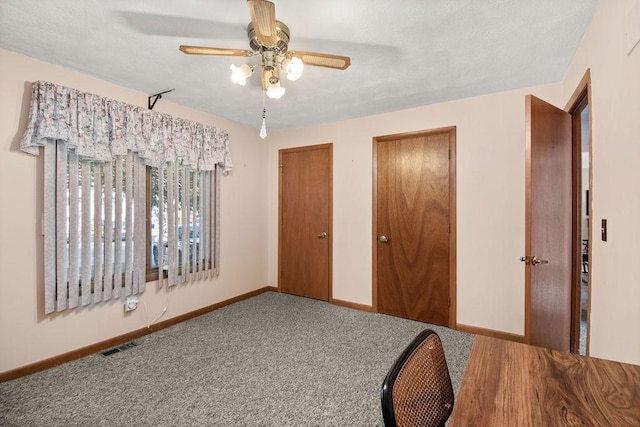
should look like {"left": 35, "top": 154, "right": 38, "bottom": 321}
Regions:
{"left": 0, "top": 48, "right": 268, "bottom": 373}
{"left": 267, "top": 83, "right": 563, "bottom": 337}
{"left": 562, "top": 0, "right": 640, "bottom": 365}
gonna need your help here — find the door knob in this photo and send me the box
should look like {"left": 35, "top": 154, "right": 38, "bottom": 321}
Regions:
{"left": 378, "top": 235, "right": 389, "bottom": 243}
{"left": 531, "top": 256, "right": 549, "bottom": 266}
{"left": 317, "top": 232, "right": 328, "bottom": 238}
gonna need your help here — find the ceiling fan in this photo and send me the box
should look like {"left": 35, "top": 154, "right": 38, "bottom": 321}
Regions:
{"left": 178, "top": 0, "right": 351, "bottom": 101}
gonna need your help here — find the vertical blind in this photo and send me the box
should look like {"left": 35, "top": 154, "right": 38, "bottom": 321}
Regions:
{"left": 21, "top": 81, "right": 232, "bottom": 314}
{"left": 153, "top": 161, "right": 221, "bottom": 287}
{"left": 44, "top": 145, "right": 147, "bottom": 311}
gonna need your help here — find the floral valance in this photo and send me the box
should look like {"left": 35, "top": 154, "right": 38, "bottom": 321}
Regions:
{"left": 20, "top": 81, "right": 232, "bottom": 172}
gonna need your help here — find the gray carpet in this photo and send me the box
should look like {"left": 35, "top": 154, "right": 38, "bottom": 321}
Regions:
{"left": 0, "top": 292, "right": 474, "bottom": 426}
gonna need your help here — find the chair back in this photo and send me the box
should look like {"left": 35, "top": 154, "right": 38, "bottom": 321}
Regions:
{"left": 380, "top": 329, "right": 454, "bottom": 427}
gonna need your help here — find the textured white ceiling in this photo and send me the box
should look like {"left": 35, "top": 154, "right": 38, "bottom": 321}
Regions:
{"left": 0, "top": 0, "right": 598, "bottom": 132}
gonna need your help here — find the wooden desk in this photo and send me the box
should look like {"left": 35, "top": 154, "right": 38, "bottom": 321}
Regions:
{"left": 449, "top": 335, "right": 640, "bottom": 426}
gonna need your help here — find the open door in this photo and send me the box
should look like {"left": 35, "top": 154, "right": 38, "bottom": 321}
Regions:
{"left": 523, "top": 95, "right": 572, "bottom": 351}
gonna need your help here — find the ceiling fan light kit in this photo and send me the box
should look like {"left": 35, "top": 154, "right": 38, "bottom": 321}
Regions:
{"left": 179, "top": 0, "right": 351, "bottom": 137}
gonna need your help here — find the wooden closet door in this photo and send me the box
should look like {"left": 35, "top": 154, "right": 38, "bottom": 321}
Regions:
{"left": 375, "top": 129, "right": 454, "bottom": 326}
{"left": 279, "top": 144, "right": 332, "bottom": 301}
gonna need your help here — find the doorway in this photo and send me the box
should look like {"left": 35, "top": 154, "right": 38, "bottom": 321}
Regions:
{"left": 568, "top": 73, "right": 592, "bottom": 356}
{"left": 278, "top": 143, "right": 332, "bottom": 301}
{"left": 373, "top": 127, "right": 456, "bottom": 327}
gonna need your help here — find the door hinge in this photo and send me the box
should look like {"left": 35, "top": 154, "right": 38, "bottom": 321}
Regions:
{"left": 448, "top": 296, "right": 451, "bottom": 307}
{"left": 448, "top": 223, "right": 451, "bottom": 234}
{"left": 448, "top": 149, "right": 451, "bottom": 160}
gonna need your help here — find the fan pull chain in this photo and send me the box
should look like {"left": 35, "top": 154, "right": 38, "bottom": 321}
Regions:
{"left": 260, "top": 91, "right": 267, "bottom": 139}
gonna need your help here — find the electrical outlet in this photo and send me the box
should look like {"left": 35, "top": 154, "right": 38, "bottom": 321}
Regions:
{"left": 124, "top": 296, "right": 139, "bottom": 312}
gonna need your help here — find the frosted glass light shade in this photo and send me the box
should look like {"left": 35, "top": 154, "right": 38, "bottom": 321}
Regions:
{"left": 230, "top": 63, "right": 253, "bottom": 86}
{"left": 266, "top": 81, "right": 286, "bottom": 99}
{"left": 284, "top": 56, "right": 304, "bottom": 80}
{"left": 285, "top": 57, "right": 304, "bottom": 81}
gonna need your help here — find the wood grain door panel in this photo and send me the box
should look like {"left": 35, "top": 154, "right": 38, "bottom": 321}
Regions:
{"left": 376, "top": 130, "right": 453, "bottom": 326}
{"left": 525, "top": 95, "right": 572, "bottom": 351}
{"left": 279, "top": 144, "right": 332, "bottom": 301}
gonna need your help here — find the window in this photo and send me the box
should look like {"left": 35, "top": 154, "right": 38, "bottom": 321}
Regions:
{"left": 146, "top": 163, "right": 220, "bottom": 283}
{"left": 24, "top": 81, "right": 232, "bottom": 314}
{"left": 44, "top": 144, "right": 221, "bottom": 314}
{"left": 43, "top": 143, "right": 147, "bottom": 313}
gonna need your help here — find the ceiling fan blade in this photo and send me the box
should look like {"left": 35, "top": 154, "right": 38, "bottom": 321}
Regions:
{"left": 247, "top": 0, "right": 278, "bottom": 47}
{"left": 287, "top": 51, "right": 351, "bottom": 70}
{"left": 179, "top": 45, "right": 254, "bottom": 56}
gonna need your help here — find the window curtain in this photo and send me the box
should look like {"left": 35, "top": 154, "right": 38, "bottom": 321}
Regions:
{"left": 21, "top": 81, "right": 232, "bottom": 314}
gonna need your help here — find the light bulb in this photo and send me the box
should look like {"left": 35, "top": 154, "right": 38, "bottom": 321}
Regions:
{"left": 260, "top": 118, "right": 267, "bottom": 139}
